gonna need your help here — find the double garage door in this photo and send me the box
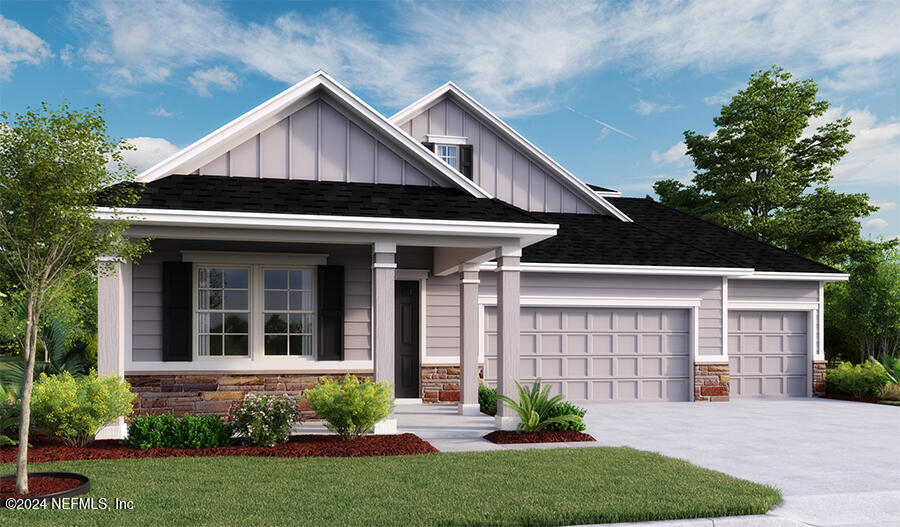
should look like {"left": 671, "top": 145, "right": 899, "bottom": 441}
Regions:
{"left": 484, "top": 307, "right": 691, "bottom": 402}
{"left": 484, "top": 307, "right": 810, "bottom": 402}
{"left": 728, "top": 311, "right": 808, "bottom": 398}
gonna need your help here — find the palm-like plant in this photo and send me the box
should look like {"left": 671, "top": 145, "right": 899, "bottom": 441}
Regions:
{"left": 872, "top": 355, "right": 900, "bottom": 385}
{"left": 0, "top": 316, "right": 92, "bottom": 398}
{"left": 496, "top": 379, "right": 583, "bottom": 433}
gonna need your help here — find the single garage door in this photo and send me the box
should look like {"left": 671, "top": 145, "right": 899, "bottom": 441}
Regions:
{"left": 484, "top": 307, "right": 691, "bottom": 402}
{"left": 728, "top": 311, "right": 808, "bottom": 397}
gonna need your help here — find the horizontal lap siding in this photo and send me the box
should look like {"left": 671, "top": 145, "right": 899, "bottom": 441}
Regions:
{"left": 481, "top": 273, "right": 723, "bottom": 358}
{"left": 130, "top": 240, "right": 371, "bottom": 362}
{"left": 199, "top": 97, "right": 446, "bottom": 187}
{"left": 425, "top": 274, "right": 460, "bottom": 359}
{"left": 728, "top": 279, "right": 818, "bottom": 302}
{"left": 398, "top": 97, "right": 596, "bottom": 214}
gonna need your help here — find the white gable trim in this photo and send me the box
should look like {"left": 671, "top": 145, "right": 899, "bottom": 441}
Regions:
{"left": 391, "top": 82, "right": 632, "bottom": 222}
{"left": 136, "top": 71, "right": 492, "bottom": 199}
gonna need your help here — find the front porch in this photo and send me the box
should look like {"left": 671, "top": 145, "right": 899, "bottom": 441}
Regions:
{"left": 99, "top": 197, "right": 557, "bottom": 436}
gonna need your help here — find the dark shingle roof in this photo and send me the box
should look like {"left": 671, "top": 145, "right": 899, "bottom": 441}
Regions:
{"left": 522, "top": 212, "right": 740, "bottom": 268}
{"left": 606, "top": 197, "right": 842, "bottom": 273}
{"left": 101, "top": 175, "right": 544, "bottom": 224}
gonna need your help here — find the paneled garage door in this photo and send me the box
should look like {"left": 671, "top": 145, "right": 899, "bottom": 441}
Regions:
{"left": 728, "top": 311, "right": 808, "bottom": 398}
{"left": 484, "top": 307, "right": 691, "bottom": 402}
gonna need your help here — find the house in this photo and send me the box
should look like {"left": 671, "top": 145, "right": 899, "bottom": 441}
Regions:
{"left": 94, "top": 71, "right": 846, "bottom": 437}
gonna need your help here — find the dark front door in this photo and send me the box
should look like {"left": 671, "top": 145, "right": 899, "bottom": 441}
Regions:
{"left": 395, "top": 281, "right": 420, "bottom": 398}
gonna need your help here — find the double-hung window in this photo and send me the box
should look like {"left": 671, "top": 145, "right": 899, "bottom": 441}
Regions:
{"left": 197, "top": 267, "right": 250, "bottom": 356}
{"left": 263, "top": 269, "right": 315, "bottom": 356}
{"left": 195, "top": 264, "right": 316, "bottom": 359}
{"left": 435, "top": 144, "right": 458, "bottom": 169}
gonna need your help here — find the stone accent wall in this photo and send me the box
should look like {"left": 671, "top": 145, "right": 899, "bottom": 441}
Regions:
{"left": 694, "top": 363, "right": 730, "bottom": 401}
{"left": 812, "top": 360, "right": 827, "bottom": 396}
{"left": 420, "top": 365, "right": 483, "bottom": 403}
{"left": 126, "top": 373, "right": 372, "bottom": 419}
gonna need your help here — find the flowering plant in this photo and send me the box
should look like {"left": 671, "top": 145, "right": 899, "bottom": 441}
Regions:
{"left": 230, "top": 392, "right": 300, "bottom": 446}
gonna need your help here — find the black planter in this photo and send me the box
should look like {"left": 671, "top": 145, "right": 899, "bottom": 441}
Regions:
{"left": 1, "top": 472, "right": 90, "bottom": 504}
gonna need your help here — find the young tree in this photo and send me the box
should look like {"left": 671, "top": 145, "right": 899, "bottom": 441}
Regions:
{"left": 654, "top": 66, "right": 883, "bottom": 268}
{"left": 0, "top": 103, "right": 148, "bottom": 494}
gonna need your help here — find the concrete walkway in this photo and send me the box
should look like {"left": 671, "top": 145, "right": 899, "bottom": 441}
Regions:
{"left": 394, "top": 399, "right": 900, "bottom": 527}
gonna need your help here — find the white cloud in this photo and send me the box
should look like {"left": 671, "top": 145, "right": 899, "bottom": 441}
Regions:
{"left": 651, "top": 141, "right": 688, "bottom": 166}
{"left": 0, "top": 15, "right": 52, "bottom": 81}
{"left": 864, "top": 218, "right": 888, "bottom": 230}
{"left": 633, "top": 99, "right": 680, "bottom": 115}
{"left": 805, "top": 106, "right": 900, "bottom": 186}
{"left": 188, "top": 66, "right": 239, "bottom": 96}
{"left": 67, "top": 1, "right": 900, "bottom": 115}
{"left": 59, "top": 44, "right": 74, "bottom": 66}
{"left": 121, "top": 136, "right": 179, "bottom": 173}
{"left": 871, "top": 201, "right": 897, "bottom": 211}
{"left": 151, "top": 106, "right": 176, "bottom": 118}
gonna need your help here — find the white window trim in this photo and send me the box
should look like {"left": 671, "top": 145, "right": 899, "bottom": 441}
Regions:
{"left": 426, "top": 134, "right": 468, "bottom": 145}
{"left": 191, "top": 262, "right": 319, "bottom": 362}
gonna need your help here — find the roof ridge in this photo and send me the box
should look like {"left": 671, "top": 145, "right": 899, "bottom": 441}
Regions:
{"left": 611, "top": 197, "right": 840, "bottom": 273}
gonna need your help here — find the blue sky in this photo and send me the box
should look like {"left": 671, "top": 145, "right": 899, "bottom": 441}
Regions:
{"left": 1, "top": 0, "right": 898, "bottom": 239}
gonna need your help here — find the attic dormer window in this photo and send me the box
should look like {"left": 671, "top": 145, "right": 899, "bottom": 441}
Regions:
{"left": 435, "top": 144, "right": 458, "bottom": 169}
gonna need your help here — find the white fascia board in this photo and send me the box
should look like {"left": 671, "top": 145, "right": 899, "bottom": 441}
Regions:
{"left": 391, "top": 82, "right": 633, "bottom": 222}
{"left": 594, "top": 190, "right": 622, "bottom": 197}
{"left": 480, "top": 261, "right": 754, "bottom": 277}
{"left": 95, "top": 207, "right": 558, "bottom": 246}
{"left": 734, "top": 271, "right": 849, "bottom": 282}
{"left": 135, "top": 71, "right": 492, "bottom": 200}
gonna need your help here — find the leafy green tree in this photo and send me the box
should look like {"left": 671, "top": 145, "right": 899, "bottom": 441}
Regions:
{"left": 825, "top": 246, "right": 900, "bottom": 362}
{"left": 654, "top": 66, "right": 882, "bottom": 267}
{"left": 0, "top": 103, "right": 149, "bottom": 494}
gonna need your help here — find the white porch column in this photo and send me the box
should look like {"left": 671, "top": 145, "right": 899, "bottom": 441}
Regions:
{"left": 372, "top": 242, "right": 397, "bottom": 434}
{"left": 495, "top": 249, "right": 521, "bottom": 430}
{"left": 96, "top": 259, "right": 129, "bottom": 439}
{"left": 458, "top": 262, "right": 480, "bottom": 415}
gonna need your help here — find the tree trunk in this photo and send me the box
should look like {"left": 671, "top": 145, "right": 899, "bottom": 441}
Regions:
{"left": 15, "top": 295, "right": 38, "bottom": 495}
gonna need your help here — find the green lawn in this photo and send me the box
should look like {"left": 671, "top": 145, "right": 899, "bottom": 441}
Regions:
{"left": 1, "top": 447, "right": 780, "bottom": 527}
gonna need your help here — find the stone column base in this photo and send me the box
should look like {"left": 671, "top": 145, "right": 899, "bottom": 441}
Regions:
{"left": 458, "top": 403, "right": 481, "bottom": 416}
{"left": 694, "top": 363, "right": 730, "bottom": 401}
{"left": 812, "top": 360, "right": 827, "bottom": 396}
{"left": 495, "top": 414, "right": 519, "bottom": 430}
{"left": 94, "top": 417, "right": 127, "bottom": 440}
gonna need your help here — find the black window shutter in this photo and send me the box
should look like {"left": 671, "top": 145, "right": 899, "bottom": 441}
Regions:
{"left": 459, "top": 145, "right": 473, "bottom": 179}
{"left": 421, "top": 141, "right": 435, "bottom": 152}
{"left": 317, "top": 265, "right": 344, "bottom": 361}
{"left": 162, "top": 261, "right": 193, "bottom": 361}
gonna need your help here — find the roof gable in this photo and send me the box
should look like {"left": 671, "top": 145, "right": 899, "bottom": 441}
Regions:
{"left": 137, "top": 71, "right": 491, "bottom": 198}
{"left": 391, "top": 83, "right": 631, "bottom": 221}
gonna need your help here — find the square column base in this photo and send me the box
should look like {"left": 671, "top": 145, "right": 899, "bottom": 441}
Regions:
{"left": 495, "top": 415, "right": 520, "bottom": 431}
{"left": 95, "top": 417, "right": 127, "bottom": 440}
{"left": 373, "top": 417, "right": 397, "bottom": 435}
{"left": 458, "top": 403, "right": 481, "bottom": 416}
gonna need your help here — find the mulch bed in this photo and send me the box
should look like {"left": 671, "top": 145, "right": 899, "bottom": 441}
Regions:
{"left": 820, "top": 394, "right": 885, "bottom": 404}
{"left": 484, "top": 430, "right": 595, "bottom": 444}
{"left": 0, "top": 434, "right": 438, "bottom": 464}
{"left": 0, "top": 475, "right": 83, "bottom": 498}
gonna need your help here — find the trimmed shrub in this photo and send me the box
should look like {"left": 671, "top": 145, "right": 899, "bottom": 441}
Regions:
{"left": 478, "top": 385, "right": 497, "bottom": 415}
{"left": 304, "top": 374, "right": 394, "bottom": 440}
{"left": 31, "top": 370, "right": 134, "bottom": 446}
{"left": 546, "top": 401, "right": 587, "bottom": 432}
{"left": 825, "top": 360, "right": 888, "bottom": 398}
{"left": 880, "top": 383, "right": 900, "bottom": 401}
{"left": 125, "top": 413, "right": 178, "bottom": 450}
{"left": 231, "top": 392, "right": 300, "bottom": 447}
{"left": 125, "top": 413, "right": 230, "bottom": 450}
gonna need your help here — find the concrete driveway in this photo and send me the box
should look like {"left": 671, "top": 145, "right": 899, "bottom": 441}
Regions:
{"left": 583, "top": 398, "right": 900, "bottom": 527}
